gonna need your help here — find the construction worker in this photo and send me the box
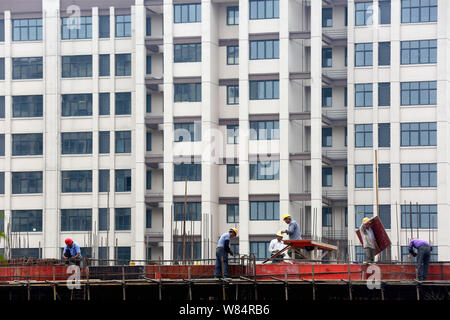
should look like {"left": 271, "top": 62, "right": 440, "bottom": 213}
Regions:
{"left": 214, "top": 228, "right": 237, "bottom": 278}
{"left": 280, "top": 214, "right": 302, "bottom": 240}
{"left": 359, "top": 217, "right": 379, "bottom": 263}
{"left": 62, "top": 238, "right": 82, "bottom": 265}
{"left": 409, "top": 238, "right": 432, "bottom": 281}
{"left": 268, "top": 231, "right": 286, "bottom": 263}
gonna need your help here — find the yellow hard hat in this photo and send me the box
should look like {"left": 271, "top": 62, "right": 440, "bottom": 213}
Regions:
{"left": 362, "top": 217, "right": 370, "bottom": 224}
{"left": 230, "top": 228, "right": 238, "bottom": 236}
{"left": 282, "top": 214, "right": 291, "bottom": 221}
{"left": 276, "top": 231, "right": 283, "bottom": 237}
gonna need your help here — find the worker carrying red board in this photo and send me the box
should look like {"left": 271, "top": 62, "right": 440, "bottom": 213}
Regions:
{"left": 356, "top": 216, "right": 391, "bottom": 264}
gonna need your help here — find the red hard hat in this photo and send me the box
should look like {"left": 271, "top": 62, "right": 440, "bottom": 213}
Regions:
{"left": 65, "top": 238, "right": 73, "bottom": 246}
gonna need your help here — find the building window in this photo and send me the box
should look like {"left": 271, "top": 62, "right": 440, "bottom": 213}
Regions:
{"left": 378, "top": 205, "right": 391, "bottom": 229}
{"left": 12, "top": 95, "right": 43, "bottom": 118}
{"left": 322, "top": 128, "right": 332, "bottom": 147}
{"left": 61, "top": 209, "right": 91, "bottom": 231}
{"left": 0, "top": 96, "right": 4, "bottom": 118}
{"left": 322, "top": 8, "right": 333, "bottom": 27}
{"left": 12, "top": 171, "right": 42, "bottom": 194}
{"left": 12, "top": 57, "right": 43, "bottom": 79}
{"left": 99, "top": 15, "right": 110, "bottom": 38}
{"left": 250, "top": 241, "right": 270, "bottom": 260}
{"left": 322, "top": 48, "right": 332, "bottom": 68}
{"left": 12, "top": 133, "right": 43, "bottom": 156}
{"left": 146, "top": 17, "right": 152, "bottom": 36}
{"left": 345, "top": 127, "right": 347, "bottom": 146}
{"left": 378, "top": 82, "right": 390, "bottom": 106}
{"left": 99, "top": 93, "right": 110, "bottom": 115}
{"left": 355, "top": 165, "right": 373, "bottom": 188}
{"left": 227, "top": 164, "right": 239, "bottom": 184}
{"left": 146, "top": 132, "right": 152, "bottom": 151}
{"left": 355, "top": 43, "right": 372, "bottom": 67}
{"left": 115, "top": 247, "right": 131, "bottom": 265}
{"left": 174, "top": 3, "right": 201, "bottom": 23}
{"left": 322, "top": 167, "right": 332, "bottom": 187}
{"left": 99, "top": 169, "right": 109, "bottom": 193}
{"left": 401, "top": 204, "right": 437, "bottom": 229}
{"left": 250, "top": 40, "right": 279, "bottom": 60}
{"left": 11, "top": 248, "right": 41, "bottom": 259}
{"left": 99, "top": 54, "right": 110, "bottom": 77}
{"left": 249, "top": 0, "right": 279, "bottom": 20}
{"left": 355, "top": 124, "right": 373, "bottom": 148}
{"left": 401, "top": 246, "right": 438, "bottom": 263}
{"left": 227, "top": 6, "right": 239, "bottom": 25}
{"left": 115, "top": 169, "right": 131, "bottom": 192}
{"left": 355, "top": 2, "right": 373, "bottom": 26}
{"left": 174, "top": 122, "right": 201, "bottom": 142}
{"left": 249, "top": 120, "right": 279, "bottom": 140}
{"left": 401, "top": 0, "right": 437, "bottom": 23}
{"left": 174, "top": 242, "right": 201, "bottom": 260}
{"left": 174, "top": 83, "right": 201, "bottom": 102}
{"left": 146, "top": 94, "right": 152, "bottom": 113}
{"left": 355, "top": 84, "right": 373, "bottom": 107}
{"left": 115, "top": 92, "right": 131, "bottom": 115}
{"left": 174, "top": 202, "right": 201, "bottom": 221}
{"left": 322, "top": 88, "right": 332, "bottom": 107}
{"left": 115, "top": 15, "right": 131, "bottom": 37}
{"left": 61, "top": 16, "right": 92, "bottom": 39}
{"left": 61, "top": 132, "right": 92, "bottom": 155}
{"left": 115, "top": 131, "right": 131, "bottom": 153}
{"left": 62, "top": 94, "right": 92, "bottom": 117}
{"left": 0, "top": 20, "right": 4, "bottom": 42}
{"left": 0, "top": 134, "right": 3, "bottom": 156}
{"left": 249, "top": 80, "right": 279, "bottom": 100}
{"left": 0, "top": 172, "right": 4, "bottom": 194}
{"left": 146, "top": 209, "right": 152, "bottom": 228}
{"left": 401, "top": 81, "right": 437, "bottom": 106}
{"left": 12, "top": 18, "right": 42, "bottom": 41}
{"left": 378, "top": 123, "right": 391, "bottom": 148}
{"left": 227, "top": 125, "right": 239, "bottom": 144}
{"left": 250, "top": 201, "right": 279, "bottom": 221}
{"left": 0, "top": 58, "right": 4, "bottom": 80}
{"left": 250, "top": 161, "right": 280, "bottom": 181}
{"left": 379, "top": 0, "right": 391, "bottom": 24}
{"left": 355, "top": 205, "right": 373, "bottom": 227}
{"left": 227, "top": 45, "right": 239, "bottom": 65}
{"left": 115, "top": 208, "right": 131, "bottom": 230}
{"left": 174, "top": 43, "right": 201, "bottom": 63}
{"left": 61, "top": 170, "right": 92, "bottom": 193}
{"left": 174, "top": 163, "right": 201, "bottom": 181}
{"left": 378, "top": 42, "right": 391, "bottom": 66}
{"left": 226, "top": 204, "right": 239, "bottom": 223}
{"left": 99, "top": 131, "right": 110, "bottom": 154}
{"left": 146, "top": 170, "right": 152, "bottom": 190}
{"left": 11, "top": 210, "right": 42, "bottom": 232}
{"left": 401, "top": 163, "right": 437, "bottom": 188}
{"left": 378, "top": 164, "right": 391, "bottom": 188}
{"left": 115, "top": 53, "right": 131, "bottom": 76}
{"left": 401, "top": 40, "right": 437, "bottom": 65}
{"left": 401, "top": 122, "right": 436, "bottom": 147}
{"left": 322, "top": 207, "right": 332, "bottom": 227}
{"left": 345, "top": 167, "right": 348, "bottom": 187}
{"left": 99, "top": 208, "right": 109, "bottom": 231}
{"left": 227, "top": 85, "right": 239, "bottom": 105}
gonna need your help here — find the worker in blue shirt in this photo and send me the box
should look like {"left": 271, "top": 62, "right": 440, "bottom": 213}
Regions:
{"left": 281, "top": 214, "right": 302, "bottom": 260}
{"left": 214, "top": 228, "right": 238, "bottom": 278}
{"left": 62, "top": 238, "right": 82, "bottom": 264}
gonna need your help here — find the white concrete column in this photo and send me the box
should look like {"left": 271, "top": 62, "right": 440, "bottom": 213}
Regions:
{"left": 310, "top": 0, "right": 323, "bottom": 240}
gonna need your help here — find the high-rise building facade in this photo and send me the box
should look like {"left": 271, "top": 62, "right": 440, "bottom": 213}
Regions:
{"left": 0, "top": 0, "right": 448, "bottom": 263}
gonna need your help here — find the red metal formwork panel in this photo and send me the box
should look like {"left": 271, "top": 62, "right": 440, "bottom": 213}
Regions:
{"left": 356, "top": 216, "right": 392, "bottom": 255}
{"left": 0, "top": 265, "right": 70, "bottom": 282}
{"left": 255, "top": 264, "right": 363, "bottom": 281}
{"left": 145, "top": 265, "right": 243, "bottom": 279}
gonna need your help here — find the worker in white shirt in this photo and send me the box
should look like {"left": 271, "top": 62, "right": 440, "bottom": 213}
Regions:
{"left": 359, "top": 217, "right": 380, "bottom": 263}
{"left": 268, "top": 231, "right": 286, "bottom": 263}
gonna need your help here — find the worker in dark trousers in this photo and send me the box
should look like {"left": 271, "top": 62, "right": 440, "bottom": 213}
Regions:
{"left": 62, "top": 238, "right": 82, "bottom": 266}
{"left": 409, "top": 239, "right": 432, "bottom": 281}
{"left": 214, "top": 228, "right": 237, "bottom": 278}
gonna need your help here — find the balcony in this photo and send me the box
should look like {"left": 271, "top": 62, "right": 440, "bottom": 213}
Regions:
{"left": 145, "top": 115, "right": 164, "bottom": 130}
{"left": 322, "top": 28, "right": 347, "bottom": 47}
{"left": 323, "top": 69, "right": 347, "bottom": 86}
{"left": 323, "top": 189, "right": 347, "bottom": 207}
{"left": 322, "top": 148, "right": 347, "bottom": 166}
{"left": 145, "top": 154, "right": 164, "bottom": 168}
{"left": 322, "top": 109, "right": 347, "bottom": 126}
{"left": 145, "top": 192, "right": 164, "bottom": 207}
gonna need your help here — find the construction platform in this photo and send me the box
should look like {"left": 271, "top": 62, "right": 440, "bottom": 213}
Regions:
{"left": 0, "top": 258, "right": 449, "bottom": 301}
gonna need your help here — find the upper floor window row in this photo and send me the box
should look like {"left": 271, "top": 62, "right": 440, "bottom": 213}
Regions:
{"left": 401, "top": 81, "right": 436, "bottom": 106}
{"left": 62, "top": 55, "right": 92, "bottom": 78}
{"left": 401, "top": 0, "right": 437, "bottom": 23}
{"left": 249, "top": 40, "right": 279, "bottom": 60}
{"left": 12, "top": 57, "right": 43, "bottom": 80}
{"left": 401, "top": 40, "right": 437, "bottom": 65}
{"left": 174, "top": 3, "right": 201, "bottom": 23}
{"left": 174, "top": 83, "right": 202, "bottom": 102}
{"left": 227, "top": 6, "right": 239, "bottom": 25}
{"left": 174, "top": 43, "right": 201, "bottom": 63}
{"left": 61, "top": 16, "right": 92, "bottom": 40}
{"left": 13, "top": 19, "right": 42, "bottom": 41}
{"left": 249, "top": 80, "right": 279, "bottom": 100}
{"left": 250, "top": 0, "right": 279, "bottom": 20}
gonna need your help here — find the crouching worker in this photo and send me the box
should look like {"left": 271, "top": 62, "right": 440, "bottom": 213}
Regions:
{"left": 409, "top": 238, "right": 432, "bottom": 281}
{"left": 214, "top": 228, "right": 237, "bottom": 278}
{"left": 269, "top": 231, "right": 286, "bottom": 263}
{"left": 62, "top": 238, "right": 82, "bottom": 265}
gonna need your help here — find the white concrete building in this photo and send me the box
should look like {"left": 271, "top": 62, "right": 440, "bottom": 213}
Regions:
{"left": 0, "top": 0, "right": 448, "bottom": 263}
